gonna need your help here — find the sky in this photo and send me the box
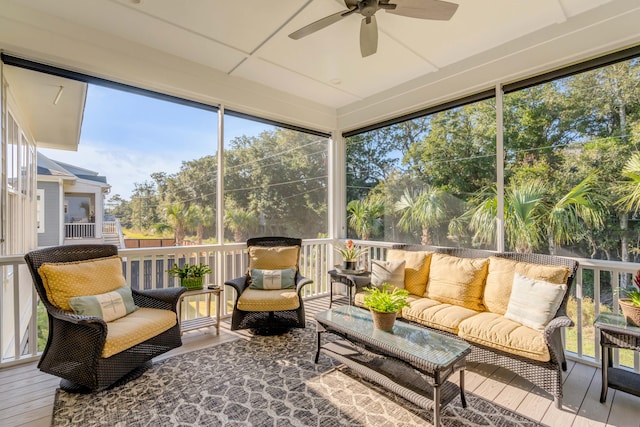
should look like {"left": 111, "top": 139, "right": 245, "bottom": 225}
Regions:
{"left": 40, "top": 85, "right": 270, "bottom": 199}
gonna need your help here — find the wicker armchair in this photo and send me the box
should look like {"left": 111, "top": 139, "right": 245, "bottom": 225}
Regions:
{"left": 24, "top": 244, "right": 186, "bottom": 392}
{"left": 225, "top": 237, "right": 312, "bottom": 333}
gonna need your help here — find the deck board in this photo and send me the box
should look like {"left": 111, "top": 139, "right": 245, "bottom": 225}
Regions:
{"left": 2, "top": 296, "right": 640, "bottom": 426}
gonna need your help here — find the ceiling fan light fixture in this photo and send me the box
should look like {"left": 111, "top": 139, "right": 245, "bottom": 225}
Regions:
{"left": 289, "top": 0, "right": 458, "bottom": 57}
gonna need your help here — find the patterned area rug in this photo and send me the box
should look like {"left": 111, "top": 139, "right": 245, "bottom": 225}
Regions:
{"left": 52, "top": 323, "right": 542, "bottom": 426}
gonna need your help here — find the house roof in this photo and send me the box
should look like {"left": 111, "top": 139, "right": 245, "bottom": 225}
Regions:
{"left": 37, "top": 152, "right": 109, "bottom": 186}
{"left": 1, "top": 1, "right": 639, "bottom": 133}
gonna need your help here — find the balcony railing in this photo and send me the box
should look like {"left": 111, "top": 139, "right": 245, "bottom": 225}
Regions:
{"left": 0, "top": 239, "right": 637, "bottom": 375}
{"left": 64, "top": 222, "right": 96, "bottom": 239}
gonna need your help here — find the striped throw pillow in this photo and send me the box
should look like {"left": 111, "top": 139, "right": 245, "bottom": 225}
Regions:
{"left": 249, "top": 268, "right": 296, "bottom": 290}
{"left": 69, "top": 286, "right": 138, "bottom": 322}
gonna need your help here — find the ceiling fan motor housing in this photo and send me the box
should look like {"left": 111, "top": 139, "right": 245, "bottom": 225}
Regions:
{"left": 358, "top": 0, "right": 380, "bottom": 17}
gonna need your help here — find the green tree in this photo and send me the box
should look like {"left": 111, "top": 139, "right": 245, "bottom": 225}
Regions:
{"left": 466, "top": 176, "right": 606, "bottom": 253}
{"left": 395, "top": 187, "right": 449, "bottom": 245}
{"left": 129, "top": 181, "right": 160, "bottom": 231}
{"left": 163, "top": 202, "right": 196, "bottom": 245}
{"left": 347, "top": 197, "right": 385, "bottom": 240}
{"left": 224, "top": 199, "right": 258, "bottom": 242}
{"left": 224, "top": 128, "right": 328, "bottom": 237}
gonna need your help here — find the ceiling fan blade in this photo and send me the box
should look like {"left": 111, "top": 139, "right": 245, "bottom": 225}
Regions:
{"left": 288, "top": 9, "right": 352, "bottom": 40}
{"left": 387, "top": 0, "right": 458, "bottom": 21}
{"left": 360, "top": 15, "right": 378, "bottom": 58}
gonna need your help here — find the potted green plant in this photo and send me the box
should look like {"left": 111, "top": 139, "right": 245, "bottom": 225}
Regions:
{"left": 167, "top": 262, "right": 212, "bottom": 290}
{"left": 335, "top": 240, "right": 367, "bottom": 270}
{"left": 362, "top": 283, "right": 410, "bottom": 331}
{"left": 619, "top": 270, "right": 640, "bottom": 326}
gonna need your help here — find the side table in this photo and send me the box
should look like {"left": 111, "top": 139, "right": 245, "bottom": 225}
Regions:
{"left": 594, "top": 312, "right": 640, "bottom": 402}
{"left": 328, "top": 269, "right": 370, "bottom": 307}
{"left": 177, "top": 285, "right": 222, "bottom": 335}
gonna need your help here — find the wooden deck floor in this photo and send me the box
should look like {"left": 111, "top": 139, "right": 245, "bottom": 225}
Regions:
{"left": 2, "top": 296, "right": 639, "bottom": 427}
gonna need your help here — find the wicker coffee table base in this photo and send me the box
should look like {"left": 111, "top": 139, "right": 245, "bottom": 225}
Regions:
{"left": 316, "top": 337, "right": 466, "bottom": 427}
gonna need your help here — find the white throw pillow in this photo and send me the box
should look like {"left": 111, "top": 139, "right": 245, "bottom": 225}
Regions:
{"left": 504, "top": 272, "right": 567, "bottom": 330}
{"left": 371, "top": 260, "right": 406, "bottom": 289}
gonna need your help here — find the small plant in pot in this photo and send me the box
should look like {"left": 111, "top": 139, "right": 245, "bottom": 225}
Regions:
{"left": 335, "top": 239, "right": 367, "bottom": 270}
{"left": 619, "top": 270, "right": 640, "bottom": 326}
{"left": 167, "top": 262, "right": 212, "bottom": 290}
{"left": 362, "top": 283, "right": 410, "bottom": 331}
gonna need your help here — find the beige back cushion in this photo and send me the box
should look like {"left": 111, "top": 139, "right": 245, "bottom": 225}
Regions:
{"left": 386, "top": 249, "right": 432, "bottom": 295}
{"left": 371, "top": 260, "right": 406, "bottom": 288}
{"left": 484, "top": 256, "right": 570, "bottom": 315}
{"left": 426, "top": 253, "right": 489, "bottom": 311}
{"left": 38, "top": 256, "right": 127, "bottom": 312}
{"left": 249, "top": 246, "right": 300, "bottom": 271}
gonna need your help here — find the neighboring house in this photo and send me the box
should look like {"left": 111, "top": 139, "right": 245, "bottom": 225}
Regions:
{"left": 37, "top": 152, "right": 123, "bottom": 248}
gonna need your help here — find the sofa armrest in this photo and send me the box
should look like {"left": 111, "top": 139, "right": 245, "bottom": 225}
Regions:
{"left": 132, "top": 287, "right": 186, "bottom": 312}
{"left": 544, "top": 315, "right": 574, "bottom": 365}
{"left": 544, "top": 315, "right": 574, "bottom": 337}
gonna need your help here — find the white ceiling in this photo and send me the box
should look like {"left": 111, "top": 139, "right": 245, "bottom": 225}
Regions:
{"left": 1, "top": 0, "right": 640, "bottom": 133}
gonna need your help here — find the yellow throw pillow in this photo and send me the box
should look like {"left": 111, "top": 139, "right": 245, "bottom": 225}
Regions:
{"left": 249, "top": 246, "right": 300, "bottom": 271}
{"left": 426, "top": 253, "right": 488, "bottom": 311}
{"left": 483, "top": 256, "right": 570, "bottom": 315}
{"left": 38, "top": 256, "right": 127, "bottom": 312}
{"left": 386, "top": 249, "right": 432, "bottom": 295}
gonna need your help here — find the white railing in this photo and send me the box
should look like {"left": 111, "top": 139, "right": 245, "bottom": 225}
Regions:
{"left": 64, "top": 222, "right": 96, "bottom": 239}
{"left": 0, "top": 239, "right": 638, "bottom": 373}
{"left": 103, "top": 221, "right": 117, "bottom": 234}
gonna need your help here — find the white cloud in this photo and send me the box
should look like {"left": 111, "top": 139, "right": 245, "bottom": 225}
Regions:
{"left": 40, "top": 140, "right": 184, "bottom": 199}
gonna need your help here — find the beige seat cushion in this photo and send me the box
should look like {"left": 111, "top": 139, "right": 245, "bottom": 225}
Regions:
{"left": 102, "top": 307, "right": 177, "bottom": 358}
{"left": 237, "top": 288, "right": 300, "bottom": 312}
{"left": 249, "top": 246, "right": 299, "bottom": 270}
{"left": 425, "top": 253, "right": 489, "bottom": 311}
{"left": 458, "top": 312, "right": 550, "bottom": 362}
{"left": 484, "top": 256, "right": 570, "bottom": 315}
{"left": 387, "top": 249, "right": 432, "bottom": 296}
{"left": 402, "top": 297, "right": 480, "bottom": 334}
{"left": 38, "top": 256, "right": 126, "bottom": 311}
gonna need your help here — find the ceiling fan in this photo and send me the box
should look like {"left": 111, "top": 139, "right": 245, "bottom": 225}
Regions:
{"left": 288, "top": 0, "right": 459, "bottom": 57}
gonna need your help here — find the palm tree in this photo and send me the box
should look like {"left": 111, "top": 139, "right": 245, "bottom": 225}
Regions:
{"left": 547, "top": 174, "right": 606, "bottom": 254}
{"left": 193, "top": 205, "right": 214, "bottom": 244}
{"left": 164, "top": 202, "right": 196, "bottom": 246}
{"left": 466, "top": 175, "right": 605, "bottom": 253}
{"left": 395, "top": 187, "right": 449, "bottom": 245}
{"left": 615, "top": 153, "right": 640, "bottom": 214}
{"left": 224, "top": 207, "right": 258, "bottom": 242}
{"left": 347, "top": 197, "right": 385, "bottom": 240}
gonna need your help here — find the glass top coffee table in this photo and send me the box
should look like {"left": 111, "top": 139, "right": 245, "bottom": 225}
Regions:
{"left": 315, "top": 306, "right": 471, "bottom": 427}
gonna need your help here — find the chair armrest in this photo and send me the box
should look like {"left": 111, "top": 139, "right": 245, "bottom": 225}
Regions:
{"left": 132, "top": 287, "right": 186, "bottom": 312}
{"left": 48, "top": 304, "right": 108, "bottom": 330}
{"left": 296, "top": 275, "right": 313, "bottom": 294}
{"left": 225, "top": 276, "right": 248, "bottom": 300}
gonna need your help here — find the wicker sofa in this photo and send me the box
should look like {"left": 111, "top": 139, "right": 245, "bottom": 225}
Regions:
{"left": 353, "top": 245, "right": 579, "bottom": 408}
